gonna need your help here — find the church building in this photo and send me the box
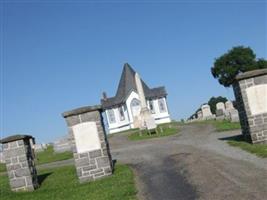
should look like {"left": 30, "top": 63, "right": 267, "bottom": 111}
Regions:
{"left": 101, "top": 63, "right": 171, "bottom": 134}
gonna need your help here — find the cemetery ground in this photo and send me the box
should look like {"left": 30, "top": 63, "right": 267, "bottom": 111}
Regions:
{"left": 1, "top": 122, "right": 266, "bottom": 199}
{"left": 0, "top": 164, "right": 137, "bottom": 200}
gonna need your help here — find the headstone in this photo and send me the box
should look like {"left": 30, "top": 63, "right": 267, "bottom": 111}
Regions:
{"left": 225, "top": 101, "right": 234, "bottom": 110}
{"left": 201, "top": 104, "right": 213, "bottom": 120}
{"left": 229, "top": 109, "right": 240, "bottom": 123}
{"left": 0, "top": 135, "right": 39, "bottom": 191}
{"left": 216, "top": 102, "right": 226, "bottom": 114}
{"left": 197, "top": 110, "right": 203, "bottom": 120}
{"left": 233, "top": 69, "right": 267, "bottom": 144}
{"left": 216, "top": 109, "right": 225, "bottom": 120}
{"left": 62, "top": 105, "right": 113, "bottom": 183}
{"left": 53, "top": 136, "right": 71, "bottom": 153}
{"left": 34, "top": 143, "right": 45, "bottom": 153}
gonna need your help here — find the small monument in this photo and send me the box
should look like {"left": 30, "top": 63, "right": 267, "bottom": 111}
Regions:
{"left": 216, "top": 102, "right": 226, "bottom": 120}
{"left": 134, "top": 73, "right": 157, "bottom": 131}
{"left": 0, "top": 135, "right": 39, "bottom": 192}
{"left": 201, "top": 104, "right": 213, "bottom": 120}
{"left": 197, "top": 110, "right": 203, "bottom": 120}
{"left": 62, "top": 105, "right": 113, "bottom": 183}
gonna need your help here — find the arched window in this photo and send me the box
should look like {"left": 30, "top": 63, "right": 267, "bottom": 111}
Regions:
{"left": 131, "top": 98, "right": 141, "bottom": 117}
{"left": 107, "top": 109, "right": 116, "bottom": 124}
{"left": 158, "top": 98, "right": 167, "bottom": 113}
{"left": 149, "top": 100, "right": 155, "bottom": 114}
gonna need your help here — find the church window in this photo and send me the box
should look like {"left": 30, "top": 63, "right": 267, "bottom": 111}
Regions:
{"left": 107, "top": 109, "right": 116, "bottom": 124}
{"left": 158, "top": 98, "right": 167, "bottom": 113}
{"left": 119, "top": 106, "right": 125, "bottom": 121}
{"left": 149, "top": 100, "right": 155, "bottom": 114}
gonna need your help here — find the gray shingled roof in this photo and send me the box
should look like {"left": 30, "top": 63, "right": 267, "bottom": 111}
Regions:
{"left": 101, "top": 63, "right": 167, "bottom": 109}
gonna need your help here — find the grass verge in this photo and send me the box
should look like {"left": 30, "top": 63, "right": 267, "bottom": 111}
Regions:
{"left": 227, "top": 136, "right": 267, "bottom": 158}
{"left": 0, "top": 163, "right": 6, "bottom": 173}
{"left": 189, "top": 120, "right": 241, "bottom": 132}
{"left": 0, "top": 164, "right": 137, "bottom": 200}
{"left": 128, "top": 123, "right": 179, "bottom": 141}
{"left": 212, "top": 120, "right": 241, "bottom": 132}
{"left": 35, "top": 145, "right": 73, "bottom": 165}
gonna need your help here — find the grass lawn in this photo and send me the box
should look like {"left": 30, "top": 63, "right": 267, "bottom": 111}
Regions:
{"left": 36, "top": 145, "right": 73, "bottom": 165}
{"left": 128, "top": 123, "right": 179, "bottom": 141}
{"left": 0, "top": 163, "right": 6, "bottom": 172}
{"left": 211, "top": 120, "right": 241, "bottom": 132}
{"left": 0, "top": 164, "right": 137, "bottom": 200}
{"left": 190, "top": 120, "right": 241, "bottom": 132}
{"left": 227, "top": 136, "right": 267, "bottom": 158}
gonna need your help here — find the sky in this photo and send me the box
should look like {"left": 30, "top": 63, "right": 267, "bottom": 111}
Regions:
{"left": 1, "top": 0, "right": 266, "bottom": 143}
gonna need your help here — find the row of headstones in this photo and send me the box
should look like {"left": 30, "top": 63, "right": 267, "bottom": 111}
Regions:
{"left": 0, "top": 106, "right": 113, "bottom": 192}
{"left": 188, "top": 101, "right": 239, "bottom": 123}
{"left": 189, "top": 69, "right": 267, "bottom": 144}
{"left": 215, "top": 101, "right": 240, "bottom": 122}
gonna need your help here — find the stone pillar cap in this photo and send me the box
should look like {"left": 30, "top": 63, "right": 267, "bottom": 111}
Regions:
{"left": 235, "top": 69, "right": 267, "bottom": 81}
{"left": 0, "top": 134, "right": 35, "bottom": 144}
{"left": 62, "top": 105, "right": 102, "bottom": 118}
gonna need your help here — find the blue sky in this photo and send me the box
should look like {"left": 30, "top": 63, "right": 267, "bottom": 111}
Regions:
{"left": 1, "top": 0, "right": 266, "bottom": 143}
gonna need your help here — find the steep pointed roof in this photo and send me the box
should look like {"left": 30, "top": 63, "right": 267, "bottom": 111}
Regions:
{"left": 101, "top": 63, "right": 167, "bottom": 109}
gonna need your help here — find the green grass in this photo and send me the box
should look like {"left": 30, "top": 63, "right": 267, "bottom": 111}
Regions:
{"left": 0, "top": 163, "right": 6, "bottom": 173}
{"left": 211, "top": 120, "right": 241, "bottom": 132}
{"left": 189, "top": 119, "right": 241, "bottom": 132}
{"left": 0, "top": 164, "right": 137, "bottom": 200}
{"left": 227, "top": 136, "right": 267, "bottom": 158}
{"left": 128, "top": 123, "right": 179, "bottom": 141}
{"left": 35, "top": 145, "right": 73, "bottom": 165}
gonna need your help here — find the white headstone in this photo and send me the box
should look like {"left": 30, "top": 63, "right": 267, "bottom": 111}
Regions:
{"left": 246, "top": 84, "right": 267, "bottom": 116}
{"left": 72, "top": 122, "right": 101, "bottom": 154}
{"left": 135, "top": 73, "right": 147, "bottom": 108}
{"left": 201, "top": 104, "right": 212, "bottom": 118}
{"left": 216, "top": 102, "right": 226, "bottom": 112}
{"left": 197, "top": 110, "right": 203, "bottom": 119}
{"left": 225, "top": 101, "right": 234, "bottom": 111}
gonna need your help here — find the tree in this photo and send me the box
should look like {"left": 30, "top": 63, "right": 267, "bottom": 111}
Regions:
{"left": 208, "top": 96, "right": 228, "bottom": 114}
{"left": 211, "top": 46, "right": 267, "bottom": 87}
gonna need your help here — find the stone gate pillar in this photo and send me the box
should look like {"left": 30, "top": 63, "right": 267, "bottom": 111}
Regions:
{"left": 62, "top": 105, "right": 113, "bottom": 183}
{"left": 233, "top": 69, "right": 267, "bottom": 144}
{"left": 0, "top": 135, "right": 39, "bottom": 191}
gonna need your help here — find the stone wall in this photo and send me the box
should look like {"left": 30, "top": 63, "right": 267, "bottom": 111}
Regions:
{"left": 233, "top": 69, "right": 267, "bottom": 144}
{"left": 1, "top": 135, "right": 39, "bottom": 191}
{"left": 62, "top": 105, "right": 113, "bottom": 183}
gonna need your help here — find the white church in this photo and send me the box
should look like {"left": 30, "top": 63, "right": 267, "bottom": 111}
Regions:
{"left": 101, "top": 63, "right": 171, "bottom": 134}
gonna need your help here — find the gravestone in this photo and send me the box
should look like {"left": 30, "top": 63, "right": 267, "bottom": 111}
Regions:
{"left": 0, "top": 135, "right": 39, "bottom": 191}
{"left": 225, "top": 101, "right": 234, "bottom": 110}
{"left": 216, "top": 102, "right": 226, "bottom": 114}
{"left": 62, "top": 105, "right": 113, "bottom": 183}
{"left": 197, "top": 110, "right": 203, "bottom": 120}
{"left": 201, "top": 104, "right": 213, "bottom": 120}
{"left": 233, "top": 69, "right": 267, "bottom": 144}
{"left": 53, "top": 136, "right": 72, "bottom": 153}
{"left": 0, "top": 151, "right": 5, "bottom": 163}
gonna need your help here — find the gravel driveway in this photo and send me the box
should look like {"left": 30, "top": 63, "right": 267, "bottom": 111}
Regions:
{"left": 109, "top": 124, "right": 267, "bottom": 200}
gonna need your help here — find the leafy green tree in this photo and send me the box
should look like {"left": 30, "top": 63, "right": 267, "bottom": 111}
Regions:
{"left": 208, "top": 96, "right": 228, "bottom": 114}
{"left": 211, "top": 46, "right": 267, "bottom": 87}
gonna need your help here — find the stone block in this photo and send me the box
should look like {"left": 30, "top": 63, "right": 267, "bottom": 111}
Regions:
{"left": 96, "top": 157, "right": 110, "bottom": 168}
{"left": 89, "top": 149, "right": 102, "bottom": 159}
{"left": 10, "top": 178, "right": 26, "bottom": 188}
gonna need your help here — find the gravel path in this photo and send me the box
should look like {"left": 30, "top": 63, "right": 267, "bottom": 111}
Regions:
{"left": 109, "top": 123, "right": 267, "bottom": 200}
